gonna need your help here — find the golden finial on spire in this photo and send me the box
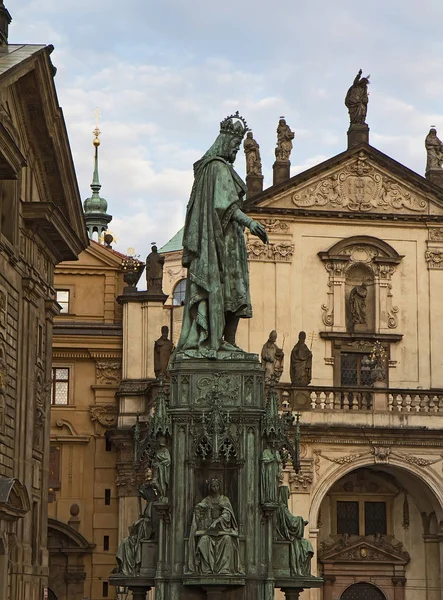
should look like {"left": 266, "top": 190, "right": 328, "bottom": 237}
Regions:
{"left": 93, "top": 107, "right": 101, "bottom": 147}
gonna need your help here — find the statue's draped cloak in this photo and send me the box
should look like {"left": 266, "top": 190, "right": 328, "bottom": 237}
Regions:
{"left": 187, "top": 494, "right": 242, "bottom": 574}
{"left": 177, "top": 153, "right": 251, "bottom": 357}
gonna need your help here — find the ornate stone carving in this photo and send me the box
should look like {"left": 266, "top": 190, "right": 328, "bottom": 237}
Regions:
{"left": 275, "top": 118, "right": 294, "bottom": 162}
{"left": 319, "top": 533, "right": 410, "bottom": 564}
{"left": 89, "top": 404, "right": 118, "bottom": 434}
{"left": 429, "top": 227, "right": 443, "bottom": 241}
{"left": 288, "top": 471, "right": 313, "bottom": 492}
{"left": 345, "top": 70, "right": 370, "bottom": 125}
{"left": 257, "top": 219, "right": 290, "bottom": 234}
{"left": 0, "top": 288, "right": 6, "bottom": 330}
{"left": 315, "top": 449, "right": 371, "bottom": 465}
{"left": 95, "top": 359, "right": 121, "bottom": 384}
{"left": 371, "top": 446, "right": 391, "bottom": 464}
{"left": 293, "top": 153, "right": 427, "bottom": 213}
{"left": 246, "top": 240, "right": 294, "bottom": 262}
{"left": 425, "top": 249, "right": 443, "bottom": 269}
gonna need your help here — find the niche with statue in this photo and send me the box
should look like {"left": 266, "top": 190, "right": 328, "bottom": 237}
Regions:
{"left": 345, "top": 263, "right": 375, "bottom": 333}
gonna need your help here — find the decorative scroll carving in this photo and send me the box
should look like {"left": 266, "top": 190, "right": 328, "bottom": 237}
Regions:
{"left": 425, "top": 249, "right": 443, "bottom": 269}
{"left": 429, "top": 228, "right": 443, "bottom": 241}
{"left": 90, "top": 404, "right": 118, "bottom": 434}
{"left": 315, "top": 449, "right": 371, "bottom": 465}
{"left": 319, "top": 534, "right": 410, "bottom": 563}
{"left": 257, "top": 219, "right": 290, "bottom": 234}
{"left": 246, "top": 240, "right": 294, "bottom": 262}
{"left": 288, "top": 470, "right": 313, "bottom": 492}
{"left": 95, "top": 360, "right": 121, "bottom": 384}
{"left": 293, "top": 153, "right": 427, "bottom": 213}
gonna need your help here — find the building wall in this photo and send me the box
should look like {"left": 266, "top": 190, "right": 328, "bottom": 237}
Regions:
{"left": 49, "top": 242, "right": 126, "bottom": 600}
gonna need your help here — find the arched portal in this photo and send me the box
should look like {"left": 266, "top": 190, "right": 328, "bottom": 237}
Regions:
{"left": 313, "top": 462, "right": 443, "bottom": 600}
{"left": 341, "top": 582, "right": 386, "bottom": 600}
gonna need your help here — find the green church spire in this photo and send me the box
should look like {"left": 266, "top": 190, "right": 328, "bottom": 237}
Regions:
{"left": 83, "top": 114, "right": 112, "bottom": 240}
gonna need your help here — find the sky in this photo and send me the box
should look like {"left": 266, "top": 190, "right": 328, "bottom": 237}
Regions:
{"left": 10, "top": 0, "right": 443, "bottom": 257}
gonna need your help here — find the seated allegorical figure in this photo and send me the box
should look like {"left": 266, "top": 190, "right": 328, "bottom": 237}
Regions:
{"left": 187, "top": 478, "right": 243, "bottom": 575}
{"left": 276, "top": 485, "right": 314, "bottom": 577}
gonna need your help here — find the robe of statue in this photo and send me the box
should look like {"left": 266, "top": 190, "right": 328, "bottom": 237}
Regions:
{"left": 290, "top": 340, "right": 312, "bottom": 385}
{"left": 349, "top": 283, "right": 367, "bottom": 324}
{"left": 176, "top": 140, "right": 252, "bottom": 358}
{"left": 116, "top": 526, "right": 141, "bottom": 576}
{"left": 188, "top": 493, "right": 242, "bottom": 575}
{"left": 261, "top": 447, "right": 282, "bottom": 504}
{"left": 345, "top": 73, "right": 369, "bottom": 125}
{"left": 154, "top": 335, "right": 174, "bottom": 377}
{"left": 151, "top": 444, "right": 170, "bottom": 499}
{"left": 276, "top": 486, "right": 314, "bottom": 577}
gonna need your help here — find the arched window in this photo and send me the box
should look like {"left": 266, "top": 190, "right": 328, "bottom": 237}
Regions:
{"left": 172, "top": 279, "right": 186, "bottom": 306}
{"left": 341, "top": 582, "right": 386, "bottom": 600}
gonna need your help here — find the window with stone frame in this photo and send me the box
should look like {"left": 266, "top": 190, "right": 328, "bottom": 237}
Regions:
{"left": 56, "top": 289, "right": 70, "bottom": 314}
{"left": 0, "top": 180, "right": 17, "bottom": 245}
{"left": 340, "top": 352, "right": 373, "bottom": 387}
{"left": 336, "top": 499, "right": 387, "bottom": 536}
{"left": 50, "top": 367, "right": 70, "bottom": 405}
{"left": 172, "top": 279, "right": 186, "bottom": 306}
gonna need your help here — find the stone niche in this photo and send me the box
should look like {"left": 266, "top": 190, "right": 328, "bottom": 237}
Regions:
{"left": 319, "top": 235, "right": 403, "bottom": 335}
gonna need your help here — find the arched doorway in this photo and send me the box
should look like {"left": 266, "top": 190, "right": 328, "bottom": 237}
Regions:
{"left": 341, "top": 582, "right": 385, "bottom": 600}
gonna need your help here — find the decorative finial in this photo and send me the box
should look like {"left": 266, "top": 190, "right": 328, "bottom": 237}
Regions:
{"left": 93, "top": 107, "right": 101, "bottom": 147}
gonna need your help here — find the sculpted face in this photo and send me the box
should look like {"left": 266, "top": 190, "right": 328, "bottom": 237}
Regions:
{"left": 269, "top": 330, "right": 277, "bottom": 343}
{"left": 226, "top": 136, "right": 241, "bottom": 163}
{"left": 210, "top": 479, "right": 221, "bottom": 494}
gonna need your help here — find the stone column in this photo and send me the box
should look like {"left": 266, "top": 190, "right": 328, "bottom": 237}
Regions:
{"left": 281, "top": 589, "right": 303, "bottom": 600}
{"left": 129, "top": 586, "right": 151, "bottom": 600}
{"left": 273, "top": 160, "right": 290, "bottom": 186}
{"left": 322, "top": 576, "right": 336, "bottom": 600}
{"left": 202, "top": 587, "right": 227, "bottom": 600}
{"left": 246, "top": 173, "right": 264, "bottom": 198}
{"left": 347, "top": 124, "right": 369, "bottom": 148}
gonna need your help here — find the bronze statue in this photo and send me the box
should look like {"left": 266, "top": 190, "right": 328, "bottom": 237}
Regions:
{"left": 261, "top": 446, "right": 282, "bottom": 504}
{"left": 146, "top": 245, "right": 165, "bottom": 292}
{"left": 187, "top": 478, "right": 243, "bottom": 575}
{"left": 349, "top": 282, "right": 368, "bottom": 324}
{"left": 116, "top": 484, "right": 156, "bottom": 576}
{"left": 150, "top": 436, "right": 171, "bottom": 500}
{"left": 345, "top": 69, "right": 370, "bottom": 125}
{"left": 261, "top": 330, "right": 284, "bottom": 385}
{"left": 275, "top": 117, "right": 294, "bottom": 161}
{"left": 425, "top": 128, "right": 443, "bottom": 170}
{"left": 243, "top": 131, "right": 262, "bottom": 176}
{"left": 290, "top": 331, "right": 312, "bottom": 386}
{"left": 154, "top": 326, "right": 174, "bottom": 378}
{"left": 176, "top": 112, "right": 268, "bottom": 358}
{"left": 276, "top": 485, "right": 314, "bottom": 576}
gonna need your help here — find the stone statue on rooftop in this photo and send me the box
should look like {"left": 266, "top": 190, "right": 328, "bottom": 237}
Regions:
{"left": 243, "top": 131, "right": 262, "bottom": 176}
{"left": 290, "top": 331, "right": 312, "bottom": 386}
{"left": 176, "top": 112, "right": 268, "bottom": 358}
{"left": 425, "top": 128, "right": 443, "bottom": 171}
{"left": 146, "top": 245, "right": 164, "bottom": 293}
{"left": 261, "top": 330, "right": 284, "bottom": 385}
{"left": 275, "top": 117, "right": 295, "bottom": 161}
{"left": 345, "top": 69, "right": 370, "bottom": 125}
{"left": 154, "top": 326, "right": 174, "bottom": 379}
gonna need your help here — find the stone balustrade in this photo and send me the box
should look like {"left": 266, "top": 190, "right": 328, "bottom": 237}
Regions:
{"left": 388, "top": 390, "right": 443, "bottom": 413}
{"left": 278, "top": 384, "right": 443, "bottom": 414}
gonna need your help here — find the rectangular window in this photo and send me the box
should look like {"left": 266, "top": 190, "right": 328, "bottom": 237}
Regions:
{"left": 51, "top": 367, "right": 70, "bottom": 405}
{"left": 341, "top": 353, "right": 373, "bottom": 387}
{"left": 102, "top": 581, "right": 109, "bottom": 597}
{"left": 103, "top": 535, "right": 109, "bottom": 551}
{"left": 104, "top": 488, "right": 111, "bottom": 505}
{"left": 365, "top": 501, "right": 387, "bottom": 535}
{"left": 56, "top": 289, "right": 70, "bottom": 314}
{"left": 336, "top": 500, "right": 359, "bottom": 535}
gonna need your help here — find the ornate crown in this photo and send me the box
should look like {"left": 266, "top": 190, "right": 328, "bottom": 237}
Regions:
{"left": 220, "top": 111, "right": 249, "bottom": 138}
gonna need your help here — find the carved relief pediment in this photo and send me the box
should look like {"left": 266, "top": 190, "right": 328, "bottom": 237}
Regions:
{"left": 319, "top": 534, "right": 410, "bottom": 564}
{"left": 256, "top": 151, "right": 442, "bottom": 216}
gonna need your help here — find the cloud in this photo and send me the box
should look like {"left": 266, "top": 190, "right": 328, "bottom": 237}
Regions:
{"left": 9, "top": 0, "right": 443, "bottom": 257}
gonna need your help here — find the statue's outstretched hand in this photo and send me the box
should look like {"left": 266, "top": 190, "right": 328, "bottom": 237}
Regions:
{"left": 249, "top": 220, "right": 268, "bottom": 244}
